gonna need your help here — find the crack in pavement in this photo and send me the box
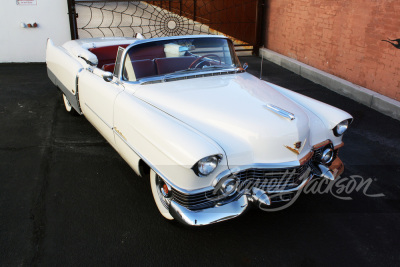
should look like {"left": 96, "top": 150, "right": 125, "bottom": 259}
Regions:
{"left": 28, "top": 102, "right": 57, "bottom": 266}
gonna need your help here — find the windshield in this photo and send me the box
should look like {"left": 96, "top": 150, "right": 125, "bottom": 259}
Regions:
{"left": 122, "top": 37, "right": 241, "bottom": 81}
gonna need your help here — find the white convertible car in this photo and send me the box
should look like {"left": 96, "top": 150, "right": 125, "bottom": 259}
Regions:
{"left": 46, "top": 35, "right": 352, "bottom": 226}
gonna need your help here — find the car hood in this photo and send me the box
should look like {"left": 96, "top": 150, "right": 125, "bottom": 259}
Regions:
{"left": 133, "top": 72, "right": 313, "bottom": 167}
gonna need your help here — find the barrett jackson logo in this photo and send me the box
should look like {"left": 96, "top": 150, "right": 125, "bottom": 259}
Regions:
{"left": 382, "top": 38, "right": 400, "bottom": 49}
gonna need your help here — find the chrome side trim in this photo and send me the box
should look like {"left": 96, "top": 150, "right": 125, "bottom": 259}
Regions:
{"left": 264, "top": 104, "right": 295, "bottom": 121}
{"left": 74, "top": 68, "right": 84, "bottom": 115}
{"left": 84, "top": 103, "right": 113, "bottom": 129}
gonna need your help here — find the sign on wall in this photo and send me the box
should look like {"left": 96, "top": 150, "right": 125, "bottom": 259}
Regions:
{"left": 17, "top": 0, "right": 37, "bottom": 5}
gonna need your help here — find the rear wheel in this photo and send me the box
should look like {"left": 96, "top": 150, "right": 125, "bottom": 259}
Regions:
{"left": 150, "top": 170, "right": 174, "bottom": 220}
{"left": 62, "top": 94, "right": 77, "bottom": 115}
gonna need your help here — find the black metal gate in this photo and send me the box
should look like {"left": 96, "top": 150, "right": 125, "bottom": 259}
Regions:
{"left": 67, "top": 0, "right": 264, "bottom": 54}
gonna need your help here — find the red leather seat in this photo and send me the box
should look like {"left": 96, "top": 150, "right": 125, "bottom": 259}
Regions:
{"left": 102, "top": 60, "right": 156, "bottom": 80}
{"left": 155, "top": 57, "right": 196, "bottom": 75}
{"left": 128, "top": 45, "right": 166, "bottom": 61}
{"left": 89, "top": 44, "right": 129, "bottom": 68}
{"left": 102, "top": 63, "right": 115, "bottom": 73}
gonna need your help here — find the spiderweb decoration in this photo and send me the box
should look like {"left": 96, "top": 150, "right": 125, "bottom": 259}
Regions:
{"left": 75, "top": 0, "right": 256, "bottom": 47}
{"left": 77, "top": 1, "right": 203, "bottom": 38}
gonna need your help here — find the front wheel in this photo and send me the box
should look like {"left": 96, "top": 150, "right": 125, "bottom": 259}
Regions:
{"left": 62, "top": 94, "right": 77, "bottom": 115}
{"left": 150, "top": 170, "right": 174, "bottom": 220}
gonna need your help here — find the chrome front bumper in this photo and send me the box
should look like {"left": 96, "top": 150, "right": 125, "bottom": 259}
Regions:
{"left": 170, "top": 194, "right": 250, "bottom": 226}
{"left": 168, "top": 157, "right": 344, "bottom": 226}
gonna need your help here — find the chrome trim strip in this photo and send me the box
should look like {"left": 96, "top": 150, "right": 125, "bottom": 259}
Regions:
{"left": 84, "top": 103, "right": 113, "bottom": 130}
{"left": 124, "top": 35, "right": 228, "bottom": 54}
{"left": 264, "top": 104, "right": 295, "bottom": 121}
{"left": 74, "top": 68, "right": 83, "bottom": 95}
{"left": 74, "top": 68, "right": 84, "bottom": 115}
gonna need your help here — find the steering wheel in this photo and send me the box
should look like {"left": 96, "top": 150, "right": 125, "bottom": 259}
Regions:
{"left": 189, "top": 54, "right": 222, "bottom": 69}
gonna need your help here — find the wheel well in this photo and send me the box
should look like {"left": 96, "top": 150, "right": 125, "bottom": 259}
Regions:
{"left": 138, "top": 159, "right": 150, "bottom": 178}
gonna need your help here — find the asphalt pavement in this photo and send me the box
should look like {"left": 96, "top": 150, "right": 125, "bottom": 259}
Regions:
{"left": 0, "top": 57, "right": 399, "bottom": 266}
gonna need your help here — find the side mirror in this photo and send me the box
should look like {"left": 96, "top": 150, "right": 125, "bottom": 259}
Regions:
{"left": 243, "top": 63, "right": 249, "bottom": 71}
{"left": 102, "top": 72, "right": 113, "bottom": 82}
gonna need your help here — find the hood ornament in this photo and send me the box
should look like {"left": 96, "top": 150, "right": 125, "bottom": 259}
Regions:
{"left": 285, "top": 140, "right": 306, "bottom": 155}
{"left": 264, "top": 104, "right": 295, "bottom": 121}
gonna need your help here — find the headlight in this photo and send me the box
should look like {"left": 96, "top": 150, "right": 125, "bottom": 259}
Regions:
{"left": 193, "top": 155, "right": 222, "bottom": 176}
{"left": 333, "top": 120, "right": 349, "bottom": 136}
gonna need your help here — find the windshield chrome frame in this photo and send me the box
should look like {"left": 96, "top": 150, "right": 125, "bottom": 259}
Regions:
{"left": 116, "top": 35, "right": 241, "bottom": 84}
{"left": 136, "top": 67, "right": 244, "bottom": 85}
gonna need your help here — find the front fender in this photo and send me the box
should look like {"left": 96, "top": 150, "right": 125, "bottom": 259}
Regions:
{"left": 266, "top": 82, "right": 353, "bottom": 129}
{"left": 113, "top": 91, "right": 227, "bottom": 191}
{"left": 266, "top": 82, "right": 353, "bottom": 145}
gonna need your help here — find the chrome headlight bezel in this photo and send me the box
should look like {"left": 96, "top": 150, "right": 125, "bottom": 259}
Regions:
{"left": 333, "top": 120, "right": 350, "bottom": 137}
{"left": 321, "top": 147, "right": 334, "bottom": 164}
{"left": 192, "top": 154, "right": 223, "bottom": 177}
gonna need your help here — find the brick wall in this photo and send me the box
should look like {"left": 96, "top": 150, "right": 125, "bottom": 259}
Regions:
{"left": 265, "top": 0, "right": 400, "bottom": 100}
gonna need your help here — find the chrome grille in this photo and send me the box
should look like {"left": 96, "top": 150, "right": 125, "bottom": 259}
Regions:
{"left": 172, "top": 189, "right": 217, "bottom": 211}
{"left": 232, "top": 163, "right": 311, "bottom": 192}
{"left": 312, "top": 147, "right": 323, "bottom": 162}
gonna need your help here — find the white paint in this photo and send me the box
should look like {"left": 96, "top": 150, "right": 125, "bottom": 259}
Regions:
{"left": 17, "top": 0, "right": 37, "bottom": 6}
{"left": 0, "top": 0, "right": 70, "bottom": 62}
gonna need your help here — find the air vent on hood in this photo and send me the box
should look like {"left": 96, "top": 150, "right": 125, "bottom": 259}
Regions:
{"left": 264, "top": 104, "right": 296, "bottom": 121}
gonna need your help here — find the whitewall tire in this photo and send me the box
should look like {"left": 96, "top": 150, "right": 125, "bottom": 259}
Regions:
{"left": 150, "top": 170, "right": 174, "bottom": 220}
{"left": 62, "top": 94, "right": 76, "bottom": 114}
